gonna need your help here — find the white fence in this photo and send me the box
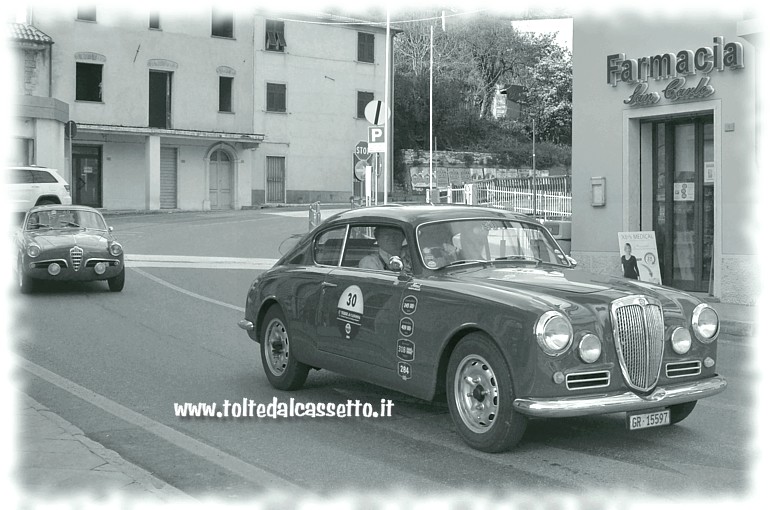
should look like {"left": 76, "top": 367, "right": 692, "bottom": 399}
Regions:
{"left": 435, "top": 176, "right": 572, "bottom": 219}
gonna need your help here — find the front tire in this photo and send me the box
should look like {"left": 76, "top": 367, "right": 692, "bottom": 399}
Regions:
{"left": 669, "top": 401, "right": 697, "bottom": 424}
{"left": 108, "top": 268, "right": 125, "bottom": 292}
{"left": 259, "top": 305, "right": 309, "bottom": 391}
{"left": 446, "top": 332, "right": 527, "bottom": 452}
{"left": 18, "top": 258, "right": 34, "bottom": 294}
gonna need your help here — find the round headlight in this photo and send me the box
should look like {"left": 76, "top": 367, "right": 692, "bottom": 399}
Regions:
{"left": 27, "top": 244, "right": 41, "bottom": 258}
{"left": 47, "top": 263, "right": 61, "bottom": 276}
{"left": 109, "top": 242, "right": 123, "bottom": 257}
{"left": 578, "top": 334, "right": 602, "bottom": 363}
{"left": 671, "top": 326, "right": 692, "bottom": 354}
{"left": 535, "top": 311, "right": 573, "bottom": 356}
{"left": 692, "top": 304, "right": 719, "bottom": 343}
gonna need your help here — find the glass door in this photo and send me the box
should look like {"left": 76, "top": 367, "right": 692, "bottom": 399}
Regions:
{"left": 650, "top": 116, "right": 713, "bottom": 293}
{"left": 72, "top": 145, "right": 102, "bottom": 208}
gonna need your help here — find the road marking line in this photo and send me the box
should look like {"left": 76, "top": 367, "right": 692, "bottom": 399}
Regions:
{"left": 125, "top": 254, "right": 277, "bottom": 270}
{"left": 130, "top": 267, "right": 243, "bottom": 312}
{"left": 19, "top": 357, "right": 311, "bottom": 495}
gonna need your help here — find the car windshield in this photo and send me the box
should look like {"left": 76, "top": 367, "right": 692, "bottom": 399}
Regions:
{"left": 25, "top": 209, "right": 107, "bottom": 231}
{"left": 416, "top": 218, "right": 570, "bottom": 270}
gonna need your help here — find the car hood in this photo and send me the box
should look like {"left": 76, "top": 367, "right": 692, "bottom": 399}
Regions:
{"left": 27, "top": 229, "right": 111, "bottom": 251}
{"left": 450, "top": 264, "right": 683, "bottom": 304}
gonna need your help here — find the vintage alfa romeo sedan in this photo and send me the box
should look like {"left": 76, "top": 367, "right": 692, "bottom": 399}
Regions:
{"left": 238, "top": 205, "right": 726, "bottom": 452}
{"left": 15, "top": 205, "right": 125, "bottom": 293}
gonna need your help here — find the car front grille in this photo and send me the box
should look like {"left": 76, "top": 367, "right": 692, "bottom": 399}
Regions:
{"left": 566, "top": 370, "right": 610, "bottom": 390}
{"left": 666, "top": 360, "right": 701, "bottom": 378}
{"left": 70, "top": 246, "right": 83, "bottom": 271}
{"left": 610, "top": 296, "right": 665, "bottom": 392}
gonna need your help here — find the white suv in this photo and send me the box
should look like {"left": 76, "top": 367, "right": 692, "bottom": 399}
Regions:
{"left": 6, "top": 166, "right": 73, "bottom": 212}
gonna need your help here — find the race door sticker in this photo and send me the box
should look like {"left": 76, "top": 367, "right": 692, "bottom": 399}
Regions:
{"left": 337, "top": 285, "right": 364, "bottom": 339}
{"left": 397, "top": 339, "right": 415, "bottom": 361}
{"left": 401, "top": 295, "right": 418, "bottom": 315}
{"left": 398, "top": 361, "right": 412, "bottom": 380}
{"left": 399, "top": 317, "right": 414, "bottom": 337}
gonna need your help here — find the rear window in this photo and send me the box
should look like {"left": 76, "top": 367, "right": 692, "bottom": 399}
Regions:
{"left": 10, "top": 170, "right": 33, "bottom": 183}
{"left": 32, "top": 170, "right": 58, "bottom": 183}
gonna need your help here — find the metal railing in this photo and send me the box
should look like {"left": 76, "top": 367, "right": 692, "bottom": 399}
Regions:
{"left": 436, "top": 176, "right": 571, "bottom": 219}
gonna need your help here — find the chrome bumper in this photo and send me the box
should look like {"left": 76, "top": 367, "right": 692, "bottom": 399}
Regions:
{"left": 238, "top": 319, "right": 254, "bottom": 332}
{"left": 513, "top": 375, "right": 727, "bottom": 418}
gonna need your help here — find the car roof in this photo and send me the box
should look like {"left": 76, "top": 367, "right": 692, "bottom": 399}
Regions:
{"left": 27, "top": 204, "right": 102, "bottom": 214}
{"left": 7, "top": 166, "right": 60, "bottom": 173}
{"left": 323, "top": 204, "right": 535, "bottom": 227}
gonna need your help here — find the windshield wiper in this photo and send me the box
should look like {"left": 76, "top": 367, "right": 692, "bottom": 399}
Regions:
{"left": 65, "top": 222, "right": 81, "bottom": 228}
{"left": 27, "top": 223, "right": 51, "bottom": 230}
{"left": 442, "top": 259, "right": 489, "bottom": 269}
{"left": 494, "top": 255, "right": 542, "bottom": 264}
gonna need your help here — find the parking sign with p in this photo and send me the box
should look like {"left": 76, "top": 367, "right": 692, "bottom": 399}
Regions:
{"left": 368, "top": 126, "right": 385, "bottom": 153}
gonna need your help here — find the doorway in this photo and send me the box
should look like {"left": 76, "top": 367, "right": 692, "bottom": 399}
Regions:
{"left": 72, "top": 145, "right": 102, "bottom": 207}
{"left": 209, "top": 149, "right": 233, "bottom": 210}
{"left": 648, "top": 115, "right": 714, "bottom": 292}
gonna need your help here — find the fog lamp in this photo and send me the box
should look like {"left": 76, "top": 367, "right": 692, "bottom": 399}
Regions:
{"left": 552, "top": 371, "right": 565, "bottom": 384}
{"left": 671, "top": 327, "right": 692, "bottom": 354}
{"left": 704, "top": 357, "right": 715, "bottom": 368}
{"left": 47, "top": 263, "right": 61, "bottom": 276}
{"left": 94, "top": 262, "right": 107, "bottom": 275}
{"left": 578, "top": 334, "right": 602, "bottom": 363}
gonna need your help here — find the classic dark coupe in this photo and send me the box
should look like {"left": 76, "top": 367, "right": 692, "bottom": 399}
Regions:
{"left": 15, "top": 205, "right": 125, "bottom": 293}
{"left": 238, "top": 205, "right": 726, "bottom": 452}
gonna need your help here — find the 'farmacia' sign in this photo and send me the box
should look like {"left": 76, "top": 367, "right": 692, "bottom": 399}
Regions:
{"left": 606, "top": 37, "right": 744, "bottom": 106}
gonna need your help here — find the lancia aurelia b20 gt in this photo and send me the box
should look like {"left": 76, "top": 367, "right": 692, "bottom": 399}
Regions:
{"left": 239, "top": 205, "right": 726, "bottom": 452}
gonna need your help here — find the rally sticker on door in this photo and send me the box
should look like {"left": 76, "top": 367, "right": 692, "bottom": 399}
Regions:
{"left": 337, "top": 285, "right": 364, "bottom": 339}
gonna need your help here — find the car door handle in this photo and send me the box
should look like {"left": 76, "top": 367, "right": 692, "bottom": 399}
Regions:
{"left": 321, "top": 282, "right": 338, "bottom": 289}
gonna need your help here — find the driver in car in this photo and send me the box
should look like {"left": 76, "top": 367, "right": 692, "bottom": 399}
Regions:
{"left": 359, "top": 226, "right": 410, "bottom": 271}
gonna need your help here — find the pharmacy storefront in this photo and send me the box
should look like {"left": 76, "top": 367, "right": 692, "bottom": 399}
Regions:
{"left": 572, "top": 15, "right": 760, "bottom": 304}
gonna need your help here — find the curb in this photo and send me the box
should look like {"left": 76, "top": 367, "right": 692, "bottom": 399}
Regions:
{"left": 23, "top": 394, "right": 195, "bottom": 503}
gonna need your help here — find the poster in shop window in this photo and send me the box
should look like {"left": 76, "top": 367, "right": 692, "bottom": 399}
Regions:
{"left": 618, "top": 232, "right": 662, "bottom": 284}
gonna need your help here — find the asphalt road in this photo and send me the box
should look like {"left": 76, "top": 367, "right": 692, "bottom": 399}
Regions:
{"left": 12, "top": 208, "right": 754, "bottom": 502}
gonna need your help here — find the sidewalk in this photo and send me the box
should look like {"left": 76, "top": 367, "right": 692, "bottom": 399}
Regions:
{"left": 15, "top": 392, "right": 193, "bottom": 505}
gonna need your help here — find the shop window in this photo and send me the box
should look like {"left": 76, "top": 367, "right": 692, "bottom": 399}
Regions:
{"left": 266, "top": 83, "right": 286, "bottom": 112}
{"left": 77, "top": 6, "right": 96, "bottom": 22}
{"left": 149, "top": 11, "right": 160, "bottom": 29}
{"left": 357, "top": 33, "right": 374, "bottom": 63}
{"left": 357, "top": 91, "right": 374, "bottom": 118}
{"left": 76, "top": 62, "right": 103, "bottom": 102}
{"left": 266, "top": 19, "right": 286, "bottom": 51}
{"left": 212, "top": 8, "right": 234, "bottom": 38}
{"left": 219, "top": 76, "right": 233, "bottom": 113}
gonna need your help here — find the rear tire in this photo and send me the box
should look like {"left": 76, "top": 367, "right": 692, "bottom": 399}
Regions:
{"left": 669, "top": 401, "right": 697, "bottom": 424}
{"left": 446, "top": 332, "right": 527, "bottom": 452}
{"left": 108, "top": 268, "right": 125, "bottom": 292}
{"left": 259, "top": 305, "right": 309, "bottom": 391}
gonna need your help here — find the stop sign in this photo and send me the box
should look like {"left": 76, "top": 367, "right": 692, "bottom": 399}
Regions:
{"left": 354, "top": 141, "right": 370, "bottom": 162}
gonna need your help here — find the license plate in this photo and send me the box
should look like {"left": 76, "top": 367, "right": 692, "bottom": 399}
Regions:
{"left": 627, "top": 409, "right": 671, "bottom": 430}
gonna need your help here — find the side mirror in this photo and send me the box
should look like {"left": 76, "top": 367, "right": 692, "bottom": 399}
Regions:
{"left": 108, "top": 226, "right": 114, "bottom": 232}
{"left": 567, "top": 255, "right": 577, "bottom": 267}
{"left": 388, "top": 255, "right": 404, "bottom": 273}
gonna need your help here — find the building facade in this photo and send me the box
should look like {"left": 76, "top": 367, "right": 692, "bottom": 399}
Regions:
{"left": 11, "top": 5, "right": 391, "bottom": 210}
{"left": 572, "top": 13, "right": 761, "bottom": 304}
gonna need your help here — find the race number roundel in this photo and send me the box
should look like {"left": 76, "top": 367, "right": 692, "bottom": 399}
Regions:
{"left": 337, "top": 285, "right": 364, "bottom": 339}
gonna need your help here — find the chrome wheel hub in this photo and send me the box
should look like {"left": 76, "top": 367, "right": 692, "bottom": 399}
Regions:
{"left": 264, "top": 318, "right": 290, "bottom": 376}
{"left": 454, "top": 354, "right": 499, "bottom": 433}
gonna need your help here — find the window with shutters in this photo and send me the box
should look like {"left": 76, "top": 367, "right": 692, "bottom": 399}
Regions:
{"left": 266, "top": 83, "right": 286, "bottom": 113}
{"left": 357, "top": 91, "right": 374, "bottom": 119}
{"left": 266, "top": 20, "right": 286, "bottom": 51}
{"left": 357, "top": 33, "right": 374, "bottom": 63}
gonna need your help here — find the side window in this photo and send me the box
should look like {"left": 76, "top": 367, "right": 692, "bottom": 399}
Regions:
{"left": 32, "top": 170, "right": 58, "bottom": 183}
{"left": 341, "top": 226, "right": 378, "bottom": 267}
{"left": 12, "top": 170, "right": 34, "bottom": 183}
{"left": 344, "top": 224, "right": 410, "bottom": 271}
{"left": 313, "top": 226, "right": 347, "bottom": 266}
